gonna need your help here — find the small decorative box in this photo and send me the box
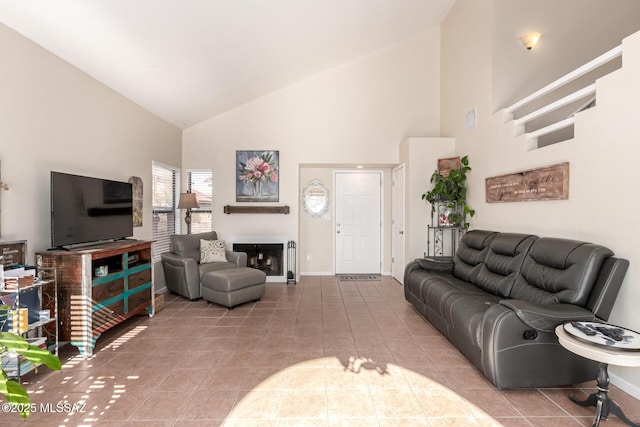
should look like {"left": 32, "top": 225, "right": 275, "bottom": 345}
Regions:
{"left": 38, "top": 310, "right": 51, "bottom": 322}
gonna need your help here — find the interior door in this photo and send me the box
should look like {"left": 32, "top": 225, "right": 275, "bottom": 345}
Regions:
{"left": 391, "top": 165, "right": 405, "bottom": 284}
{"left": 335, "top": 171, "right": 381, "bottom": 274}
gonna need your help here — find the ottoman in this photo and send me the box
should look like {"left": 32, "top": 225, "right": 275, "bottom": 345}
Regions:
{"left": 201, "top": 267, "right": 266, "bottom": 309}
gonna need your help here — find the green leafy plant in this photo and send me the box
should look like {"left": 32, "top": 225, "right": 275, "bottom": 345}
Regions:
{"left": 421, "top": 155, "right": 475, "bottom": 229}
{"left": 0, "top": 327, "right": 61, "bottom": 419}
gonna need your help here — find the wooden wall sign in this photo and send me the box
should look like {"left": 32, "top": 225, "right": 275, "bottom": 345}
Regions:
{"left": 437, "top": 157, "right": 461, "bottom": 177}
{"left": 485, "top": 162, "right": 569, "bottom": 203}
{"left": 0, "top": 240, "right": 27, "bottom": 269}
{"left": 129, "top": 176, "right": 143, "bottom": 227}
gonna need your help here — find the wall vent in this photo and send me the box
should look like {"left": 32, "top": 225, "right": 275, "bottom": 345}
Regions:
{"left": 464, "top": 107, "right": 477, "bottom": 131}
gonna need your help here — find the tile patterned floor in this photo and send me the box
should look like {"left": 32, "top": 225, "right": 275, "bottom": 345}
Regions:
{"left": 5, "top": 276, "right": 640, "bottom": 426}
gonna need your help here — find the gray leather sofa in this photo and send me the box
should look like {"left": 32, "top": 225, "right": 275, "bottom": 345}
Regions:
{"left": 404, "top": 230, "right": 629, "bottom": 389}
{"left": 160, "top": 231, "right": 248, "bottom": 300}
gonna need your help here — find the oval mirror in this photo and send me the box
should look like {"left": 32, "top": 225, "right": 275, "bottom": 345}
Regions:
{"left": 302, "top": 179, "right": 329, "bottom": 218}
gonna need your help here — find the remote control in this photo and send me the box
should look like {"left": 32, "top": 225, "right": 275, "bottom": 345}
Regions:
{"left": 595, "top": 326, "right": 624, "bottom": 341}
{"left": 570, "top": 322, "right": 597, "bottom": 336}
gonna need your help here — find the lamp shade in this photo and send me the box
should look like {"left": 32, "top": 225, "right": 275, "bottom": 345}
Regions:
{"left": 177, "top": 192, "right": 200, "bottom": 209}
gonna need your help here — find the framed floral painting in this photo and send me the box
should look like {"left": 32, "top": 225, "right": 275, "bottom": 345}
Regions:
{"left": 236, "top": 150, "right": 279, "bottom": 202}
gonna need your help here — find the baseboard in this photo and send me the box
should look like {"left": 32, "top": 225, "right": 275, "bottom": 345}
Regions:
{"left": 154, "top": 286, "right": 168, "bottom": 295}
{"left": 300, "top": 272, "right": 392, "bottom": 277}
{"left": 610, "top": 372, "right": 640, "bottom": 400}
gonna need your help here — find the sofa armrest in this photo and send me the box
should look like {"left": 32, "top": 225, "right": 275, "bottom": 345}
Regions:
{"left": 415, "top": 257, "right": 455, "bottom": 274}
{"left": 481, "top": 303, "right": 599, "bottom": 388}
{"left": 160, "top": 253, "right": 201, "bottom": 300}
{"left": 161, "top": 252, "right": 199, "bottom": 273}
{"left": 226, "top": 251, "right": 247, "bottom": 267}
{"left": 499, "top": 299, "right": 596, "bottom": 333}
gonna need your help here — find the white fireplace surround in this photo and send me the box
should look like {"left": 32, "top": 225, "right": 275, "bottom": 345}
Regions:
{"left": 228, "top": 237, "right": 288, "bottom": 283}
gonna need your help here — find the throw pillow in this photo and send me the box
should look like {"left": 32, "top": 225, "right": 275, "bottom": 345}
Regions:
{"left": 200, "top": 239, "right": 228, "bottom": 263}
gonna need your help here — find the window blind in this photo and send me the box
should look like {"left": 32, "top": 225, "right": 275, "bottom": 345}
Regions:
{"left": 152, "top": 161, "right": 180, "bottom": 261}
{"left": 188, "top": 170, "right": 213, "bottom": 234}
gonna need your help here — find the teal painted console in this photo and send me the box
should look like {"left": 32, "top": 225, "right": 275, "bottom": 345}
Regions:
{"left": 36, "top": 240, "right": 153, "bottom": 356}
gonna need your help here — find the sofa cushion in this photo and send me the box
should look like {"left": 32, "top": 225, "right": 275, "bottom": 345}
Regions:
{"left": 423, "top": 274, "right": 491, "bottom": 322}
{"left": 474, "top": 234, "right": 537, "bottom": 297}
{"left": 199, "top": 261, "right": 238, "bottom": 277}
{"left": 170, "top": 231, "right": 218, "bottom": 263}
{"left": 453, "top": 230, "right": 497, "bottom": 282}
{"left": 447, "top": 293, "right": 503, "bottom": 347}
{"left": 510, "top": 238, "right": 614, "bottom": 305}
{"left": 201, "top": 239, "right": 228, "bottom": 263}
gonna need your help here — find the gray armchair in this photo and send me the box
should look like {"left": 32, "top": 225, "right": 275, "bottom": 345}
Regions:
{"left": 161, "top": 231, "right": 247, "bottom": 300}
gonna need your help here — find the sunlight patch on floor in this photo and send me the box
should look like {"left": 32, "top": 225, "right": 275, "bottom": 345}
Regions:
{"left": 226, "top": 356, "right": 496, "bottom": 424}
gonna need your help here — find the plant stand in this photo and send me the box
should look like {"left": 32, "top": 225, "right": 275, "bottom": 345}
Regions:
{"left": 426, "top": 225, "right": 464, "bottom": 258}
{"left": 425, "top": 201, "right": 465, "bottom": 259}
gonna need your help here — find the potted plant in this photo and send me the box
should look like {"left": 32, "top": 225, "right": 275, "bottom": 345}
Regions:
{"left": 421, "top": 155, "right": 475, "bottom": 229}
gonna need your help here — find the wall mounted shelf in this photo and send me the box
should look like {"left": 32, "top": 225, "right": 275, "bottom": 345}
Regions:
{"left": 223, "top": 205, "right": 290, "bottom": 214}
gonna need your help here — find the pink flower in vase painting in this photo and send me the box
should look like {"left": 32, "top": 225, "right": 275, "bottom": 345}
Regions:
{"left": 237, "top": 151, "right": 279, "bottom": 202}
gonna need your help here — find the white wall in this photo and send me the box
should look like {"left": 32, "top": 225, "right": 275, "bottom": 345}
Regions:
{"left": 441, "top": 1, "right": 640, "bottom": 396}
{"left": 491, "top": 0, "right": 640, "bottom": 111}
{"left": 0, "top": 23, "right": 181, "bottom": 261}
{"left": 299, "top": 167, "right": 334, "bottom": 275}
{"left": 440, "top": 0, "right": 492, "bottom": 153}
{"left": 298, "top": 166, "right": 393, "bottom": 276}
{"left": 488, "top": 32, "right": 640, "bottom": 395}
{"left": 182, "top": 29, "right": 442, "bottom": 273}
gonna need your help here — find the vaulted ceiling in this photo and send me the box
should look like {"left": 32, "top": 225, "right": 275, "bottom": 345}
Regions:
{"left": 0, "top": 0, "right": 455, "bottom": 128}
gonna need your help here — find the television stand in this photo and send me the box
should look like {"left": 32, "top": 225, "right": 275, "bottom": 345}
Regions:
{"left": 36, "top": 240, "right": 154, "bottom": 356}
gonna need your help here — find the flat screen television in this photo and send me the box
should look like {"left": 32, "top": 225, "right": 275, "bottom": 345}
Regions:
{"left": 51, "top": 171, "right": 133, "bottom": 248}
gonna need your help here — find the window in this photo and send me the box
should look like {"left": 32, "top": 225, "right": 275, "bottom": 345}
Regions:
{"left": 188, "top": 170, "right": 213, "bottom": 234}
{"left": 152, "top": 161, "right": 180, "bottom": 261}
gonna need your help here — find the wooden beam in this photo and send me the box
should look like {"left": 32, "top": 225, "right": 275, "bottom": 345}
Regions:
{"left": 224, "top": 205, "right": 290, "bottom": 214}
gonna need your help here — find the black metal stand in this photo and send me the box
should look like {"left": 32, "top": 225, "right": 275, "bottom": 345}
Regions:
{"left": 286, "top": 240, "right": 296, "bottom": 285}
{"left": 569, "top": 362, "right": 640, "bottom": 427}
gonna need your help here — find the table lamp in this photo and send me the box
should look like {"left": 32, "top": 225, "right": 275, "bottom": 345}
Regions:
{"left": 177, "top": 191, "right": 200, "bottom": 234}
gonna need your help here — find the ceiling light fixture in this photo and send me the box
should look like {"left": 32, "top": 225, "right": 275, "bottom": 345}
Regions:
{"left": 520, "top": 32, "right": 541, "bottom": 50}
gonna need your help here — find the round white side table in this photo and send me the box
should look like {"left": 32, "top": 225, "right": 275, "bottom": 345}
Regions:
{"left": 556, "top": 324, "right": 640, "bottom": 427}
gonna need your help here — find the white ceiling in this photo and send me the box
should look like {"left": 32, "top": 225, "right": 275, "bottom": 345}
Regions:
{"left": 0, "top": 0, "right": 455, "bottom": 129}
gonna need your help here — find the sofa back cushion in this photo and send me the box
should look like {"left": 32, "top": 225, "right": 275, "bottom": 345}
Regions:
{"left": 474, "top": 233, "right": 538, "bottom": 297}
{"left": 510, "top": 237, "right": 613, "bottom": 305}
{"left": 453, "top": 230, "right": 498, "bottom": 282}
{"left": 170, "top": 231, "right": 218, "bottom": 263}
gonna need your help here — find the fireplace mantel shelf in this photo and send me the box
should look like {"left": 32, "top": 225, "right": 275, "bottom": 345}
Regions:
{"left": 224, "top": 205, "right": 290, "bottom": 214}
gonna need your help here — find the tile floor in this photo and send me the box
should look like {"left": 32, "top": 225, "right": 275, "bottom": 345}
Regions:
{"left": 5, "top": 276, "right": 640, "bottom": 426}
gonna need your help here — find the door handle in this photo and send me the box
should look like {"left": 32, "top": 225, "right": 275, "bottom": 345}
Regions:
{"left": 399, "top": 230, "right": 404, "bottom": 235}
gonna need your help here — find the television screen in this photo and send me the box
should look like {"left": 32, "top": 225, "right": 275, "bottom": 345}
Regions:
{"left": 51, "top": 172, "right": 133, "bottom": 248}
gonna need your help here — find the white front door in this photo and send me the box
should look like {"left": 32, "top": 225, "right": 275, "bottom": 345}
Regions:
{"left": 392, "top": 165, "right": 405, "bottom": 284}
{"left": 335, "top": 171, "right": 381, "bottom": 274}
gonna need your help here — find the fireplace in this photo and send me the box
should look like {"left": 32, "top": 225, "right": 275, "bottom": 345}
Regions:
{"left": 233, "top": 242, "right": 284, "bottom": 278}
